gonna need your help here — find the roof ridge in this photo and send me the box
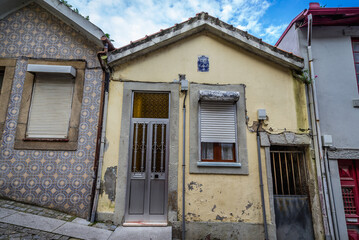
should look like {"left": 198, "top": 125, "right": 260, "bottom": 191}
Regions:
{"left": 108, "top": 12, "right": 303, "bottom": 70}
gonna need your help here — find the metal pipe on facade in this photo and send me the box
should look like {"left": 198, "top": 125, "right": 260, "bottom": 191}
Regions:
{"left": 306, "top": 14, "right": 336, "bottom": 239}
{"left": 256, "top": 121, "right": 268, "bottom": 240}
{"left": 90, "top": 89, "right": 109, "bottom": 222}
{"left": 88, "top": 59, "right": 106, "bottom": 220}
{"left": 182, "top": 89, "right": 187, "bottom": 240}
{"left": 324, "top": 147, "right": 340, "bottom": 239}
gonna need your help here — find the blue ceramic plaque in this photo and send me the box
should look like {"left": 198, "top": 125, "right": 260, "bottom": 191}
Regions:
{"left": 198, "top": 55, "right": 209, "bottom": 72}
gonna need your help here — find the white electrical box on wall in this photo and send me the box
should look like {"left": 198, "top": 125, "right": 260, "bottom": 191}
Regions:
{"left": 257, "top": 109, "right": 266, "bottom": 120}
{"left": 322, "top": 135, "right": 333, "bottom": 147}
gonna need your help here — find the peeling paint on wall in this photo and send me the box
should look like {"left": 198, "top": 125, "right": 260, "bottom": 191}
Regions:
{"left": 187, "top": 181, "right": 203, "bottom": 192}
{"left": 103, "top": 166, "right": 117, "bottom": 201}
{"left": 215, "top": 215, "right": 227, "bottom": 221}
{"left": 245, "top": 201, "right": 253, "bottom": 210}
{"left": 211, "top": 205, "right": 216, "bottom": 212}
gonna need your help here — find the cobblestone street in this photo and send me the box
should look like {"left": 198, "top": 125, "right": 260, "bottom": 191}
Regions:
{"left": 0, "top": 222, "right": 72, "bottom": 240}
{"left": 0, "top": 199, "right": 171, "bottom": 239}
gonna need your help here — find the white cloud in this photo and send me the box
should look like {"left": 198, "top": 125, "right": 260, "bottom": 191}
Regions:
{"left": 68, "top": 0, "right": 286, "bottom": 46}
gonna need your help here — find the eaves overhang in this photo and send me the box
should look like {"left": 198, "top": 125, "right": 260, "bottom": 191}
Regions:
{"left": 108, "top": 13, "right": 304, "bottom": 71}
{"left": 0, "top": 0, "right": 104, "bottom": 48}
{"left": 276, "top": 5, "right": 359, "bottom": 46}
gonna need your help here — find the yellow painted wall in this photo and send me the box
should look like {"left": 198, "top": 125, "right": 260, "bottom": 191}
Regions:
{"left": 97, "top": 81, "right": 123, "bottom": 213}
{"left": 99, "top": 33, "right": 309, "bottom": 223}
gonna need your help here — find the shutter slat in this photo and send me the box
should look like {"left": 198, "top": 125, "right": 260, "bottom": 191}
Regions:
{"left": 26, "top": 73, "right": 74, "bottom": 139}
{"left": 200, "top": 101, "right": 236, "bottom": 143}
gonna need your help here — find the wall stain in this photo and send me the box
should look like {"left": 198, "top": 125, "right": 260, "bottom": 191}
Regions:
{"left": 211, "top": 205, "right": 216, "bottom": 212}
{"left": 215, "top": 215, "right": 227, "bottom": 221}
{"left": 245, "top": 201, "right": 253, "bottom": 210}
{"left": 187, "top": 181, "right": 203, "bottom": 192}
{"left": 168, "top": 190, "right": 178, "bottom": 211}
{"left": 103, "top": 166, "right": 117, "bottom": 201}
{"left": 187, "top": 212, "right": 201, "bottom": 221}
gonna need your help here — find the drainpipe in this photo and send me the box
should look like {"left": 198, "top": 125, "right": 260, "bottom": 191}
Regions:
{"left": 256, "top": 119, "right": 268, "bottom": 240}
{"left": 306, "top": 14, "right": 335, "bottom": 239}
{"left": 89, "top": 37, "right": 112, "bottom": 222}
{"left": 324, "top": 147, "right": 340, "bottom": 240}
{"left": 90, "top": 72, "right": 109, "bottom": 223}
{"left": 179, "top": 74, "right": 188, "bottom": 240}
{"left": 90, "top": 89, "right": 109, "bottom": 222}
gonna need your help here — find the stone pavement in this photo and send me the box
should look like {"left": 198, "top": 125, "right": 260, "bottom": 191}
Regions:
{"left": 0, "top": 199, "right": 172, "bottom": 240}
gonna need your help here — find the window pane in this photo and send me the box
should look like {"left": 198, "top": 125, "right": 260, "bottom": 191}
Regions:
{"left": 353, "top": 42, "right": 359, "bottom": 52}
{"left": 131, "top": 123, "right": 147, "bottom": 172}
{"left": 354, "top": 53, "right": 359, "bottom": 63}
{"left": 133, "top": 92, "right": 169, "bottom": 118}
{"left": 356, "top": 64, "right": 359, "bottom": 73}
{"left": 221, "top": 143, "right": 234, "bottom": 160}
{"left": 201, "top": 142, "right": 214, "bottom": 160}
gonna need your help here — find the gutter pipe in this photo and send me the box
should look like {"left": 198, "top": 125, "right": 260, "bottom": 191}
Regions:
{"left": 324, "top": 147, "right": 340, "bottom": 239}
{"left": 90, "top": 89, "right": 109, "bottom": 222}
{"left": 89, "top": 37, "right": 111, "bottom": 222}
{"left": 306, "top": 14, "right": 336, "bottom": 239}
{"left": 90, "top": 72, "right": 109, "bottom": 223}
{"left": 256, "top": 121, "right": 268, "bottom": 240}
{"left": 180, "top": 75, "right": 188, "bottom": 240}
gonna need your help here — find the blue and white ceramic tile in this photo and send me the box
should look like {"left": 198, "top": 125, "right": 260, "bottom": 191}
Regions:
{"left": 0, "top": 3, "right": 102, "bottom": 218}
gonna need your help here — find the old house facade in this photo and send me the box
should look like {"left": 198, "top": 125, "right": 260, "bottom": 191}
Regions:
{"left": 0, "top": 0, "right": 104, "bottom": 219}
{"left": 277, "top": 3, "right": 359, "bottom": 239}
{"left": 96, "top": 12, "right": 325, "bottom": 239}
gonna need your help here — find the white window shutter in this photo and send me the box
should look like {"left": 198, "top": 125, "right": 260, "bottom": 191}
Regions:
{"left": 200, "top": 101, "right": 236, "bottom": 143}
{"left": 26, "top": 73, "right": 74, "bottom": 139}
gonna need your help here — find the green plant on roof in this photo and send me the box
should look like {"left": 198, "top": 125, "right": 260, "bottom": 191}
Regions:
{"left": 293, "top": 69, "right": 312, "bottom": 84}
{"left": 105, "top": 33, "right": 115, "bottom": 42}
{"left": 59, "top": 0, "right": 90, "bottom": 21}
{"left": 59, "top": 0, "right": 72, "bottom": 8}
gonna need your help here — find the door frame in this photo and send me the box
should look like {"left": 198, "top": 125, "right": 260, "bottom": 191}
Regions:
{"left": 113, "top": 82, "right": 179, "bottom": 226}
{"left": 259, "top": 132, "right": 317, "bottom": 239}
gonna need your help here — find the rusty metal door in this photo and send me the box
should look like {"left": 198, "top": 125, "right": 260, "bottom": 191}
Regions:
{"left": 125, "top": 119, "right": 169, "bottom": 224}
{"left": 270, "top": 148, "right": 314, "bottom": 240}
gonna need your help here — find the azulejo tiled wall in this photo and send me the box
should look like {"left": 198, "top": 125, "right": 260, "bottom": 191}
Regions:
{"left": 0, "top": 3, "right": 102, "bottom": 218}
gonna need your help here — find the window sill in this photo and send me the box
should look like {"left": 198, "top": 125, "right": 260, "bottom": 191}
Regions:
{"left": 24, "top": 138, "right": 69, "bottom": 142}
{"left": 197, "top": 162, "right": 241, "bottom": 167}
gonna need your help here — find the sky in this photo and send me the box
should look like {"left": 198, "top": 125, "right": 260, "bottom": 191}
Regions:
{"left": 68, "top": 0, "right": 359, "bottom": 47}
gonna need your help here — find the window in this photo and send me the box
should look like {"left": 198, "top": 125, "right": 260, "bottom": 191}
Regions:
{"left": 15, "top": 60, "right": 85, "bottom": 150}
{"left": 26, "top": 71, "right": 75, "bottom": 139}
{"left": 200, "top": 101, "right": 237, "bottom": 162}
{"left": 189, "top": 84, "right": 248, "bottom": 175}
{"left": 0, "top": 59, "right": 16, "bottom": 141}
{"left": 352, "top": 38, "right": 359, "bottom": 93}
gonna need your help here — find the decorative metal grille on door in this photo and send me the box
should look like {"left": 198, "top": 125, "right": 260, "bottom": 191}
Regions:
{"left": 270, "top": 149, "right": 308, "bottom": 196}
{"left": 270, "top": 147, "right": 314, "bottom": 240}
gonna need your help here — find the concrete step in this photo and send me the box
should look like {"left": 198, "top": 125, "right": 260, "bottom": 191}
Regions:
{"left": 108, "top": 226, "right": 172, "bottom": 240}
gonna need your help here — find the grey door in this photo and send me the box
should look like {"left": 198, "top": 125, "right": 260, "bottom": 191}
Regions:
{"left": 270, "top": 147, "right": 314, "bottom": 240}
{"left": 125, "top": 119, "right": 169, "bottom": 223}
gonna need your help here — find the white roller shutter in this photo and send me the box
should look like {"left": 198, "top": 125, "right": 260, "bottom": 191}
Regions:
{"left": 200, "top": 101, "right": 236, "bottom": 143}
{"left": 26, "top": 73, "right": 74, "bottom": 139}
